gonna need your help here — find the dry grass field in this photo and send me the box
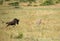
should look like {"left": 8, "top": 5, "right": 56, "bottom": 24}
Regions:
{"left": 0, "top": 4, "right": 60, "bottom": 41}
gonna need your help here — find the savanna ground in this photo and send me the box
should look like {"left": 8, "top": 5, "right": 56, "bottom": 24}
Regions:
{"left": 0, "top": 4, "right": 60, "bottom": 41}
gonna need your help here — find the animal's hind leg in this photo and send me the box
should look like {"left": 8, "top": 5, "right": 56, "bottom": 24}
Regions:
{"left": 6, "top": 24, "right": 9, "bottom": 27}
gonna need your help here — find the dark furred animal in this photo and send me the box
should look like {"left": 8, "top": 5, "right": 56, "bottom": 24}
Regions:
{"left": 6, "top": 18, "right": 19, "bottom": 27}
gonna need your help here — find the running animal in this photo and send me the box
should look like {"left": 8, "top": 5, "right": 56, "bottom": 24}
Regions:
{"left": 6, "top": 18, "right": 19, "bottom": 27}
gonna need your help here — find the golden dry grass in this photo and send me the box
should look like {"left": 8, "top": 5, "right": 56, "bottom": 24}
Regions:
{"left": 0, "top": 5, "right": 60, "bottom": 41}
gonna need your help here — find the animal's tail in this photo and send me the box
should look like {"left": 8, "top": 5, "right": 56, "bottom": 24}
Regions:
{"left": 6, "top": 22, "right": 9, "bottom": 24}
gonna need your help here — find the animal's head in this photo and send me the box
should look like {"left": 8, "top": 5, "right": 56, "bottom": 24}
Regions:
{"left": 14, "top": 18, "right": 19, "bottom": 24}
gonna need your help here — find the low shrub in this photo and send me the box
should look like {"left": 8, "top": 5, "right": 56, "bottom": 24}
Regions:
{"left": 8, "top": 2, "right": 19, "bottom": 6}
{"left": 40, "top": 0, "right": 54, "bottom": 6}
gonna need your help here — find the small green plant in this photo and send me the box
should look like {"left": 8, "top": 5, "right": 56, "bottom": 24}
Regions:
{"left": 15, "top": 33, "right": 23, "bottom": 39}
{"left": 40, "top": 0, "right": 54, "bottom": 6}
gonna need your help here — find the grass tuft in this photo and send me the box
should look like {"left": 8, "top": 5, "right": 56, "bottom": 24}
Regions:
{"left": 15, "top": 33, "right": 23, "bottom": 39}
